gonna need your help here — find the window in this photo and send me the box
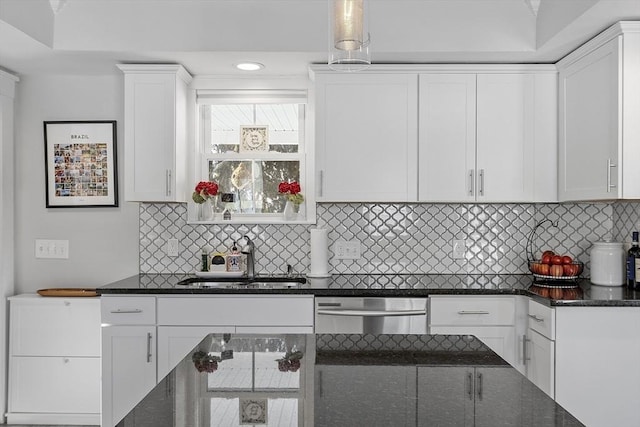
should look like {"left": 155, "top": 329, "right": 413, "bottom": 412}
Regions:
{"left": 193, "top": 90, "right": 313, "bottom": 223}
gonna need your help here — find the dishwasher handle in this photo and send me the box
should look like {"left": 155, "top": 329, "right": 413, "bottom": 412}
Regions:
{"left": 316, "top": 309, "right": 427, "bottom": 317}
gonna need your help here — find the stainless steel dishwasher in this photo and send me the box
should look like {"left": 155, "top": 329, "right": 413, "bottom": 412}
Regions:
{"left": 315, "top": 297, "right": 428, "bottom": 334}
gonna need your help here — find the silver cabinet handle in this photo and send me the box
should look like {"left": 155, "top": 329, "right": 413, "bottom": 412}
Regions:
{"left": 528, "top": 314, "right": 544, "bottom": 322}
{"left": 317, "top": 309, "right": 426, "bottom": 317}
{"left": 607, "top": 159, "right": 617, "bottom": 192}
{"left": 478, "top": 169, "right": 485, "bottom": 196}
{"left": 319, "top": 370, "right": 324, "bottom": 397}
{"left": 166, "top": 169, "right": 172, "bottom": 196}
{"left": 477, "top": 372, "right": 483, "bottom": 401}
{"left": 319, "top": 170, "right": 324, "bottom": 198}
{"left": 523, "top": 335, "right": 531, "bottom": 363}
{"left": 110, "top": 309, "right": 143, "bottom": 314}
{"left": 466, "top": 372, "right": 473, "bottom": 400}
{"left": 457, "top": 310, "right": 490, "bottom": 315}
{"left": 147, "top": 332, "right": 153, "bottom": 363}
{"left": 468, "top": 169, "right": 475, "bottom": 196}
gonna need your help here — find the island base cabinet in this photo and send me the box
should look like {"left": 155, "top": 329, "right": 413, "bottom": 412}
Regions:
{"left": 418, "top": 366, "right": 523, "bottom": 427}
{"left": 102, "top": 326, "right": 157, "bottom": 427}
{"left": 555, "top": 307, "right": 640, "bottom": 427}
{"left": 315, "top": 366, "right": 416, "bottom": 426}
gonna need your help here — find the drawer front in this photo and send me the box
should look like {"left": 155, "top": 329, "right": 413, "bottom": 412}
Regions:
{"left": 9, "top": 356, "right": 100, "bottom": 414}
{"left": 430, "top": 296, "right": 515, "bottom": 326}
{"left": 10, "top": 297, "right": 100, "bottom": 356}
{"left": 101, "top": 296, "right": 156, "bottom": 325}
{"left": 528, "top": 300, "right": 555, "bottom": 339}
{"left": 157, "top": 296, "right": 314, "bottom": 326}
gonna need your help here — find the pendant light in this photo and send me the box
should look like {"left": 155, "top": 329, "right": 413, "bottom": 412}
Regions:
{"left": 328, "top": 0, "right": 371, "bottom": 72}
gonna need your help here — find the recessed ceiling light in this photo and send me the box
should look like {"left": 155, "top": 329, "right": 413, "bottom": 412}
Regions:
{"left": 236, "top": 62, "right": 265, "bottom": 71}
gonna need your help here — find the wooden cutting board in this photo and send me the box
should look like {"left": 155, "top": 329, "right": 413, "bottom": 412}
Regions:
{"left": 37, "top": 288, "right": 98, "bottom": 297}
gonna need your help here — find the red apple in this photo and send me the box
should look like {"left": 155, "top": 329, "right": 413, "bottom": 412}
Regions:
{"left": 562, "top": 255, "right": 573, "bottom": 264}
{"left": 541, "top": 254, "right": 553, "bottom": 264}
{"left": 550, "top": 264, "right": 564, "bottom": 277}
{"left": 551, "top": 255, "right": 564, "bottom": 265}
{"left": 542, "top": 250, "right": 555, "bottom": 258}
{"left": 539, "top": 263, "right": 550, "bottom": 275}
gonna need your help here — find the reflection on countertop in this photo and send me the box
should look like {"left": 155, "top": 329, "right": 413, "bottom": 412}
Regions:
{"left": 120, "top": 333, "right": 584, "bottom": 427}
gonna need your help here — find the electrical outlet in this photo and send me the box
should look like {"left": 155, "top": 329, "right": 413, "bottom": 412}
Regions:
{"left": 452, "top": 239, "right": 466, "bottom": 259}
{"left": 35, "top": 239, "right": 69, "bottom": 259}
{"left": 167, "top": 239, "right": 179, "bottom": 257}
{"left": 334, "top": 240, "right": 361, "bottom": 260}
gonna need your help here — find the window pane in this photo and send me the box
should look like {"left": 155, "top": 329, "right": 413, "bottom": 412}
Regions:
{"left": 208, "top": 160, "right": 300, "bottom": 213}
{"left": 205, "top": 104, "right": 300, "bottom": 154}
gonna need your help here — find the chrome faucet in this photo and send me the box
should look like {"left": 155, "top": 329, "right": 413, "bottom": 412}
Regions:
{"left": 242, "top": 235, "right": 256, "bottom": 280}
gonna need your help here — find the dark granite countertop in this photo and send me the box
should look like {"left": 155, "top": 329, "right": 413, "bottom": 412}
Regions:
{"left": 97, "top": 273, "right": 640, "bottom": 307}
{"left": 120, "top": 333, "right": 583, "bottom": 426}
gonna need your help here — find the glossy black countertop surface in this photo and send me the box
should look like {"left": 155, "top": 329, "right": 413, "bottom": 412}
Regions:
{"left": 120, "top": 333, "right": 583, "bottom": 427}
{"left": 97, "top": 273, "right": 640, "bottom": 307}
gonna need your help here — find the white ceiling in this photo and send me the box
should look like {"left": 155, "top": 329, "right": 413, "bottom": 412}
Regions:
{"left": 1, "top": 0, "right": 639, "bottom": 77}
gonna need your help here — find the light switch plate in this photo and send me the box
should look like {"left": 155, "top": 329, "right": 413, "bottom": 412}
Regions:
{"left": 335, "top": 240, "right": 361, "bottom": 259}
{"left": 35, "top": 239, "right": 69, "bottom": 259}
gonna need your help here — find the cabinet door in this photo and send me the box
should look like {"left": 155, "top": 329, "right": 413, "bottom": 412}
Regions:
{"left": 102, "top": 325, "right": 157, "bottom": 427}
{"left": 316, "top": 365, "right": 416, "bottom": 426}
{"left": 559, "top": 37, "right": 620, "bottom": 201}
{"left": 9, "top": 356, "right": 100, "bottom": 414}
{"left": 10, "top": 297, "right": 100, "bottom": 356}
{"left": 417, "top": 366, "right": 473, "bottom": 426}
{"left": 418, "top": 74, "right": 476, "bottom": 202}
{"left": 315, "top": 73, "right": 418, "bottom": 201}
{"left": 157, "top": 326, "right": 234, "bottom": 381}
{"left": 525, "top": 329, "right": 555, "bottom": 399}
{"left": 474, "top": 367, "right": 524, "bottom": 427}
{"left": 122, "top": 66, "right": 189, "bottom": 202}
{"left": 476, "top": 74, "right": 535, "bottom": 202}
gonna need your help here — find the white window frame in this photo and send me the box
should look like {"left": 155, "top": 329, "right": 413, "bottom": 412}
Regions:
{"left": 187, "top": 80, "right": 316, "bottom": 225}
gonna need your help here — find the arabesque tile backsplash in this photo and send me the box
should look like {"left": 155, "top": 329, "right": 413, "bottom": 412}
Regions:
{"left": 140, "top": 201, "right": 640, "bottom": 278}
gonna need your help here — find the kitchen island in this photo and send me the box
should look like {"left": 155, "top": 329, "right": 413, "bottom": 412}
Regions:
{"left": 117, "top": 332, "right": 583, "bottom": 427}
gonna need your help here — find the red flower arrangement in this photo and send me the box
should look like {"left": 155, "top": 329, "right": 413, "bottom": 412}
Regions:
{"left": 192, "top": 181, "right": 219, "bottom": 204}
{"left": 276, "top": 350, "right": 303, "bottom": 372}
{"left": 278, "top": 181, "right": 304, "bottom": 205}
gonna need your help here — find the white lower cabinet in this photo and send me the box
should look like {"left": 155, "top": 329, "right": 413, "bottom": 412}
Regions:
{"left": 102, "top": 325, "right": 157, "bottom": 427}
{"left": 554, "top": 306, "right": 640, "bottom": 427}
{"left": 429, "top": 296, "right": 519, "bottom": 370}
{"left": 523, "top": 300, "right": 555, "bottom": 398}
{"left": 7, "top": 295, "right": 101, "bottom": 425}
{"left": 417, "top": 366, "right": 523, "bottom": 427}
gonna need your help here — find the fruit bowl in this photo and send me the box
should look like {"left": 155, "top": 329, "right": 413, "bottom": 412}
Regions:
{"left": 528, "top": 260, "right": 584, "bottom": 280}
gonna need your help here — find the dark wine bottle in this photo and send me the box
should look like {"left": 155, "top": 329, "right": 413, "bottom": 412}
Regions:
{"left": 627, "top": 232, "right": 640, "bottom": 288}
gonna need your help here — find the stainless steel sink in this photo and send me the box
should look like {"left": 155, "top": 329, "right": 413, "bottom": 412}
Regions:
{"left": 177, "top": 276, "right": 306, "bottom": 289}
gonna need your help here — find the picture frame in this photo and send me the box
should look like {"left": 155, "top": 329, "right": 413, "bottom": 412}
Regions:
{"left": 44, "top": 120, "right": 118, "bottom": 208}
{"left": 239, "top": 125, "right": 269, "bottom": 152}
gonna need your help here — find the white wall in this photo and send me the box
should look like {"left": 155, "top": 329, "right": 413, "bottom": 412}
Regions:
{"left": 14, "top": 74, "right": 139, "bottom": 294}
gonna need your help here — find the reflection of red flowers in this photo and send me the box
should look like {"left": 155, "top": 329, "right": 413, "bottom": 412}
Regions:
{"left": 278, "top": 181, "right": 301, "bottom": 195}
{"left": 192, "top": 351, "right": 221, "bottom": 373}
{"left": 276, "top": 350, "right": 303, "bottom": 372}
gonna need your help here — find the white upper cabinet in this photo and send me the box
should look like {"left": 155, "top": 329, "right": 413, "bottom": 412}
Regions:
{"left": 558, "top": 22, "right": 640, "bottom": 201}
{"left": 312, "top": 71, "right": 418, "bottom": 202}
{"left": 419, "top": 71, "right": 557, "bottom": 202}
{"left": 118, "top": 64, "right": 192, "bottom": 202}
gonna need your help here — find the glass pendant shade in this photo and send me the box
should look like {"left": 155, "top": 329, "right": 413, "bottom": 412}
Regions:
{"left": 328, "top": 0, "right": 371, "bottom": 71}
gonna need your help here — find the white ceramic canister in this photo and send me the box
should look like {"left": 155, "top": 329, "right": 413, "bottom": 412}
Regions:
{"left": 590, "top": 241, "right": 625, "bottom": 286}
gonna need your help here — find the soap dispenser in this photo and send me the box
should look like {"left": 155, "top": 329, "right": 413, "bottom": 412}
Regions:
{"left": 226, "top": 241, "right": 242, "bottom": 272}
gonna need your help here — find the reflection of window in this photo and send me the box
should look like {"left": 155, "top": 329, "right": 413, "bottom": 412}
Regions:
{"left": 195, "top": 335, "right": 306, "bottom": 427}
{"left": 195, "top": 91, "right": 311, "bottom": 222}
